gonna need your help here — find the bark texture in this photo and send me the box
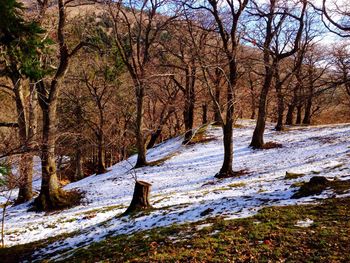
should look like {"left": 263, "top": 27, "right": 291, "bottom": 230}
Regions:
{"left": 123, "top": 180, "right": 152, "bottom": 215}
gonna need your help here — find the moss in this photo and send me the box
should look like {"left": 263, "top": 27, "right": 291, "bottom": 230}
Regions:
{"left": 285, "top": 172, "right": 305, "bottom": 180}
{"left": 59, "top": 197, "right": 350, "bottom": 263}
{"left": 0, "top": 230, "right": 81, "bottom": 262}
{"left": 31, "top": 189, "right": 84, "bottom": 212}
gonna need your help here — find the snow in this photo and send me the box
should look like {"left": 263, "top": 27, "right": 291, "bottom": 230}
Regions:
{"left": 295, "top": 218, "right": 314, "bottom": 227}
{"left": 2, "top": 120, "right": 350, "bottom": 261}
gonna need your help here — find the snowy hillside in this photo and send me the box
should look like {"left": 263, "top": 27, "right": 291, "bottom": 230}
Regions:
{"left": 3, "top": 120, "right": 350, "bottom": 261}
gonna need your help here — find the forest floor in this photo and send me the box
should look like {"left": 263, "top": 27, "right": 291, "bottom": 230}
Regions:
{"left": 1, "top": 120, "right": 350, "bottom": 262}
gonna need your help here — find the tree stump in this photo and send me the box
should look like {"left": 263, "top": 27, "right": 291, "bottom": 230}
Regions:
{"left": 123, "top": 180, "right": 152, "bottom": 215}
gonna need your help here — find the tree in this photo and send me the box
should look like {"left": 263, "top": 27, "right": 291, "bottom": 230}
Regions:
{"left": 185, "top": 0, "right": 248, "bottom": 178}
{"left": 320, "top": 0, "right": 350, "bottom": 37}
{"left": 108, "top": 0, "right": 178, "bottom": 168}
{"left": 146, "top": 78, "right": 179, "bottom": 149}
{"left": 248, "top": 0, "right": 307, "bottom": 148}
{"left": 0, "top": 0, "right": 46, "bottom": 203}
{"left": 332, "top": 42, "right": 350, "bottom": 112}
{"left": 81, "top": 57, "right": 120, "bottom": 174}
{"left": 159, "top": 21, "right": 198, "bottom": 143}
{"left": 34, "top": 0, "right": 89, "bottom": 210}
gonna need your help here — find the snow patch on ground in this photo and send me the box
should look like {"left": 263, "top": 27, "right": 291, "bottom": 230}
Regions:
{"left": 295, "top": 218, "right": 314, "bottom": 227}
{"left": 2, "top": 120, "right": 350, "bottom": 261}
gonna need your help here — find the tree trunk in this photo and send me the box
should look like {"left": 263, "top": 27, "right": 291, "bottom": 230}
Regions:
{"left": 147, "top": 107, "right": 173, "bottom": 149}
{"left": 34, "top": 95, "right": 69, "bottom": 211}
{"left": 16, "top": 154, "right": 33, "bottom": 204}
{"left": 202, "top": 103, "right": 208, "bottom": 125}
{"left": 250, "top": 67, "right": 274, "bottom": 148}
{"left": 216, "top": 61, "right": 235, "bottom": 178}
{"left": 96, "top": 133, "right": 106, "bottom": 174}
{"left": 249, "top": 77, "right": 256, "bottom": 119}
{"left": 12, "top": 78, "right": 36, "bottom": 204}
{"left": 285, "top": 103, "right": 295, "bottom": 125}
{"left": 183, "top": 72, "right": 196, "bottom": 144}
{"left": 147, "top": 128, "right": 161, "bottom": 149}
{"left": 302, "top": 96, "right": 312, "bottom": 125}
{"left": 275, "top": 83, "right": 284, "bottom": 131}
{"left": 216, "top": 123, "right": 234, "bottom": 178}
{"left": 135, "top": 85, "right": 147, "bottom": 168}
{"left": 213, "top": 83, "right": 221, "bottom": 124}
{"left": 296, "top": 104, "right": 302, "bottom": 124}
{"left": 123, "top": 180, "right": 152, "bottom": 215}
{"left": 250, "top": 108, "right": 256, "bottom": 120}
{"left": 74, "top": 143, "right": 83, "bottom": 181}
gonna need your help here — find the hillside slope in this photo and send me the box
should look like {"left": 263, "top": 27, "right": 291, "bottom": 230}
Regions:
{"left": 2, "top": 120, "right": 350, "bottom": 261}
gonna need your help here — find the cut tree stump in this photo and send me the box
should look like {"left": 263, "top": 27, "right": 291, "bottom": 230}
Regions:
{"left": 123, "top": 180, "right": 152, "bottom": 215}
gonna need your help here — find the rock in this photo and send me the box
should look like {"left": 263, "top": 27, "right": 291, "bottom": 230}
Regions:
{"left": 292, "top": 176, "right": 330, "bottom": 199}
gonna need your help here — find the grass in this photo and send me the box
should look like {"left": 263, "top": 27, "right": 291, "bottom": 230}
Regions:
{"left": 51, "top": 197, "right": 350, "bottom": 263}
{"left": 147, "top": 152, "right": 179, "bottom": 167}
{"left": 285, "top": 171, "right": 305, "bottom": 180}
{"left": 0, "top": 230, "right": 81, "bottom": 263}
{"left": 227, "top": 182, "right": 247, "bottom": 188}
{"left": 187, "top": 124, "right": 216, "bottom": 145}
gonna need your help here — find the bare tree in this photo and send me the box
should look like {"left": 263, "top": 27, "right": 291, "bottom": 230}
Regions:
{"left": 248, "top": 0, "right": 307, "bottom": 148}
{"left": 146, "top": 78, "right": 179, "bottom": 149}
{"left": 332, "top": 42, "right": 350, "bottom": 112}
{"left": 184, "top": 0, "right": 248, "bottom": 178}
{"left": 108, "top": 0, "right": 178, "bottom": 167}
{"left": 159, "top": 21, "right": 198, "bottom": 143}
{"left": 320, "top": 0, "right": 350, "bottom": 37}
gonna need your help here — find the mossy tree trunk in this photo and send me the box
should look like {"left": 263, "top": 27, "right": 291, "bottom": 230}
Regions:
{"left": 34, "top": 0, "right": 84, "bottom": 210}
{"left": 11, "top": 76, "right": 37, "bottom": 204}
{"left": 34, "top": 96, "right": 68, "bottom": 210}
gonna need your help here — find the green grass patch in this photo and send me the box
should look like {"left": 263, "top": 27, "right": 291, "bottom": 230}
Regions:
{"left": 0, "top": 230, "right": 81, "bottom": 263}
{"left": 59, "top": 197, "right": 350, "bottom": 263}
